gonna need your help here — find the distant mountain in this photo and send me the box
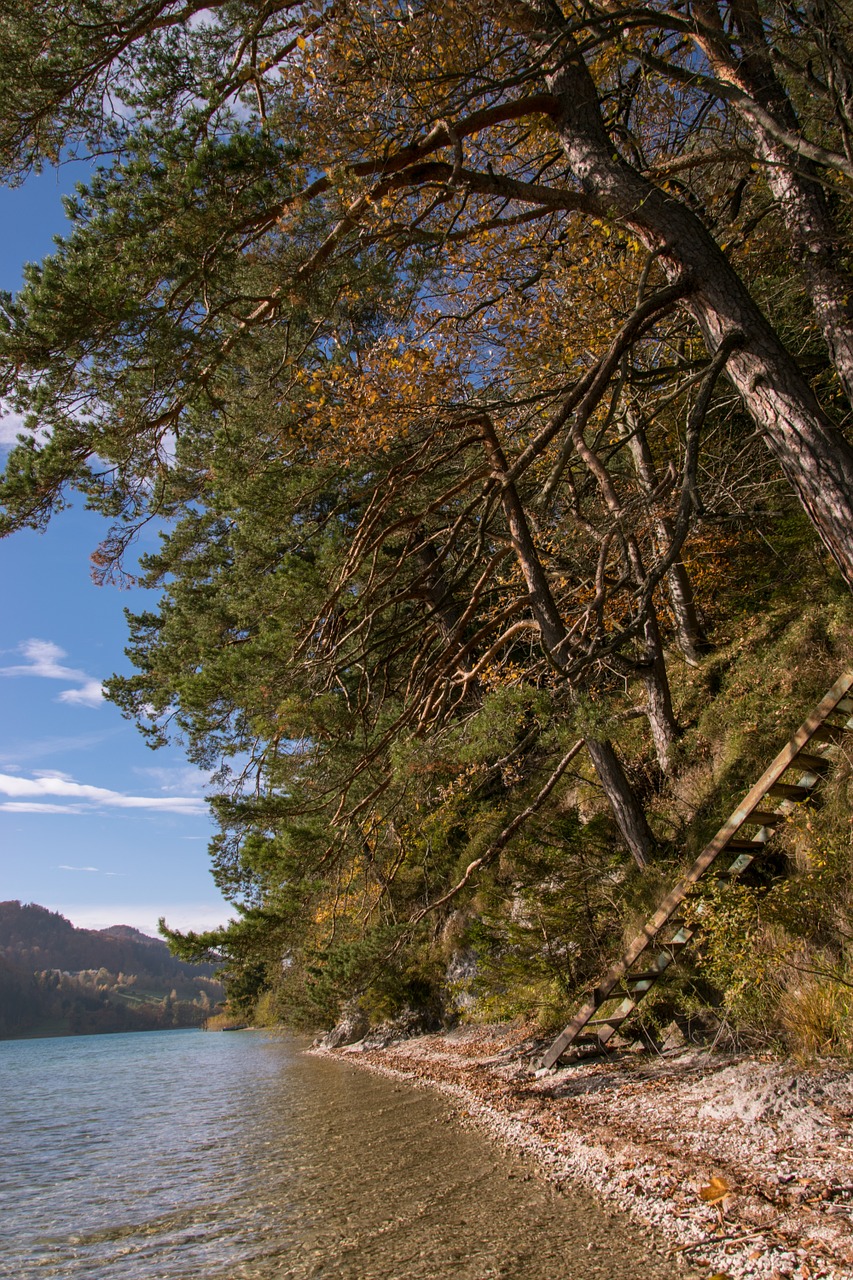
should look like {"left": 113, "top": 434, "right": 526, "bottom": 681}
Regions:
{"left": 0, "top": 901, "right": 224, "bottom": 1040}
{"left": 97, "top": 924, "right": 164, "bottom": 946}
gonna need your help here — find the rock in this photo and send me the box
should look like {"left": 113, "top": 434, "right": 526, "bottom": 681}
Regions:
{"left": 316, "top": 1001, "right": 370, "bottom": 1049}
{"left": 445, "top": 949, "right": 478, "bottom": 1013}
{"left": 359, "top": 1008, "right": 435, "bottom": 1050}
{"left": 660, "top": 1020, "right": 686, "bottom": 1052}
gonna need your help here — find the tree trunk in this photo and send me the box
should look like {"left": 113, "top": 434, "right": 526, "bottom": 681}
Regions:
{"left": 415, "top": 532, "right": 463, "bottom": 641}
{"left": 691, "top": 0, "right": 853, "bottom": 407}
{"left": 626, "top": 409, "right": 707, "bottom": 664}
{"left": 565, "top": 413, "right": 682, "bottom": 766}
{"left": 535, "top": 30, "right": 853, "bottom": 590}
{"left": 480, "top": 416, "right": 656, "bottom": 867}
{"left": 584, "top": 738, "right": 653, "bottom": 869}
{"left": 639, "top": 609, "right": 680, "bottom": 773}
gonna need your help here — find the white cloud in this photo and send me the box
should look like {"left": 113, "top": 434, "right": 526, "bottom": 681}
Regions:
{"left": 48, "top": 902, "right": 233, "bottom": 937}
{"left": 57, "top": 864, "right": 100, "bottom": 872}
{"left": 1, "top": 639, "right": 77, "bottom": 679}
{"left": 0, "top": 399, "right": 51, "bottom": 448}
{"left": 0, "top": 638, "right": 105, "bottom": 707}
{"left": 186, "top": 8, "right": 218, "bottom": 31}
{"left": 58, "top": 679, "right": 106, "bottom": 708}
{"left": 0, "top": 801, "right": 83, "bottom": 814}
{"left": 0, "top": 407, "right": 26, "bottom": 445}
{"left": 0, "top": 771, "right": 208, "bottom": 816}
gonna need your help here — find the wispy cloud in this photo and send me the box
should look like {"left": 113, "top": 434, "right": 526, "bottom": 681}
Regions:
{"left": 55, "top": 863, "right": 124, "bottom": 876}
{"left": 58, "top": 679, "right": 106, "bottom": 707}
{"left": 0, "top": 729, "right": 124, "bottom": 768}
{"left": 134, "top": 764, "right": 212, "bottom": 796}
{"left": 0, "top": 801, "right": 83, "bottom": 814}
{"left": 0, "top": 771, "right": 208, "bottom": 816}
{"left": 0, "top": 639, "right": 104, "bottom": 707}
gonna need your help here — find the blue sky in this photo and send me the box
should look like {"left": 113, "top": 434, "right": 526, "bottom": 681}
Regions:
{"left": 0, "top": 165, "right": 232, "bottom": 937}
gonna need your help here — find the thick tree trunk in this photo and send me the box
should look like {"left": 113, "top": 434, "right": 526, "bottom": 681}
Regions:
{"left": 761, "top": 154, "right": 853, "bottom": 407}
{"left": 536, "top": 33, "right": 853, "bottom": 590}
{"left": 692, "top": 0, "right": 853, "bottom": 406}
{"left": 639, "top": 609, "right": 680, "bottom": 773}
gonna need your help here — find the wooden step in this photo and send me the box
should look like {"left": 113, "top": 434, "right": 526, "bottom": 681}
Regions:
{"left": 767, "top": 781, "right": 813, "bottom": 801}
{"left": 791, "top": 751, "right": 831, "bottom": 771}
{"left": 811, "top": 722, "right": 849, "bottom": 744}
{"left": 628, "top": 967, "right": 672, "bottom": 982}
{"left": 744, "top": 809, "right": 782, "bottom": 826}
{"left": 712, "top": 851, "right": 758, "bottom": 877}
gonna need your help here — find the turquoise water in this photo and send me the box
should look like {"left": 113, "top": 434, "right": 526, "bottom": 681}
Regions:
{"left": 0, "top": 1029, "right": 675, "bottom": 1278}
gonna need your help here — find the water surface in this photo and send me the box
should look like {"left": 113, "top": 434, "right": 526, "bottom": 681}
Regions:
{"left": 1, "top": 1029, "right": 678, "bottom": 1278}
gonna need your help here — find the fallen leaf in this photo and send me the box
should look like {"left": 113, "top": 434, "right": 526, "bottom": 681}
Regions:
{"left": 699, "top": 1176, "right": 733, "bottom": 1204}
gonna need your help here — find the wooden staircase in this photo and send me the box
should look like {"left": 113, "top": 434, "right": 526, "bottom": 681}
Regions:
{"left": 539, "top": 671, "right": 853, "bottom": 1070}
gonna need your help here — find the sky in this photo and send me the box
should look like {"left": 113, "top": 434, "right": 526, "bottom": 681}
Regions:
{"left": 0, "top": 165, "right": 232, "bottom": 938}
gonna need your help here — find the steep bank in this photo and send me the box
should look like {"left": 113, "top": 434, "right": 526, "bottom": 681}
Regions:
{"left": 318, "top": 1025, "right": 853, "bottom": 1280}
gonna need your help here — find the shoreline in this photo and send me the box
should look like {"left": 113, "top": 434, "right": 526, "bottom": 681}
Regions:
{"left": 315, "top": 1024, "right": 853, "bottom": 1280}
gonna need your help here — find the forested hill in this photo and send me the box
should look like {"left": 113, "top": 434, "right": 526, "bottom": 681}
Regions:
{"left": 0, "top": 901, "right": 217, "bottom": 982}
{"left": 0, "top": 902, "right": 223, "bottom": 1040}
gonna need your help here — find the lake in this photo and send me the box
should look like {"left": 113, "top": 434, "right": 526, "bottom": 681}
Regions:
{"left": 0, "top": 1028, "right": 678, "bottom": 1278}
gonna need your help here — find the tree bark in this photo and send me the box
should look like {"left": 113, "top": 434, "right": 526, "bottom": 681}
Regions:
{"left": 584, "top": 738, "right": 650, "bottom": 869}
{"left": 639, "top": 609, "right": 680, "bottom": 772}
{"left": 625, "top": 408, "right": 708, "bottom": 664}
{"left": 529, "top": 20, "right": 853, "bottom": 590}
{"left": 691, "top": 0, "right": 853, "bottom": 407}
{"left": 415, "top": 533, "right": 464, "bottom": 641}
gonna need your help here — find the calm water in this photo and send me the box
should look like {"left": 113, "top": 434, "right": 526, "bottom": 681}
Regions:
{"left": 0, "top": 1029, "right": 678, "bottom": 1279}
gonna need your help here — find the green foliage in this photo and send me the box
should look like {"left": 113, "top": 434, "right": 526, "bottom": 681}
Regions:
{"left": 3, "top": 0, "right": 853, "bottom": 1048}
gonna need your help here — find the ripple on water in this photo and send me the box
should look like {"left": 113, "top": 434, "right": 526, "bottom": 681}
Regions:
{"left": 1, "top": 1029, "right": 679, "bottom": 1279}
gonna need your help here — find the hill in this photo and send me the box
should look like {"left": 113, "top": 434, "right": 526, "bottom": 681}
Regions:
{"left": 0, "top": 902, "right": 224, "bottom": 1040}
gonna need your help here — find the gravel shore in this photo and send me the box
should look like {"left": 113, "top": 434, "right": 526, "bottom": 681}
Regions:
{"left": 317, "top": 1025, "right": 853, "bottom": 1280}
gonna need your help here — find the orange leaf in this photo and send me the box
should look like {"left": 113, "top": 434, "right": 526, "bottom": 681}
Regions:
{"left": 699, "top": 1176, "right": 732, "bottom": 1204}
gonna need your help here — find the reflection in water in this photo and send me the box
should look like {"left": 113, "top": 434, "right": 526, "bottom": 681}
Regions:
{"left": 0, "top": 1030, "right": 677, "bottom": 1279}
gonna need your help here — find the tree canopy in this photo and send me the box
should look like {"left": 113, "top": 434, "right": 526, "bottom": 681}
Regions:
{"left": 2, "top": 0, "right": 853, "bottom": 1035}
